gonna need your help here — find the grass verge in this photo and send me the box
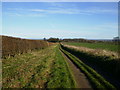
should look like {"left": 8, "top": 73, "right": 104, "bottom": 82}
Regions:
{"left": 61, "top": 44, "right": 120, "bottom": 83}
{"left": 60, "top": 44, "right": 116, "bottom": 89}
{"left": 47, "top": 45, "right": 76, "bottom": 88}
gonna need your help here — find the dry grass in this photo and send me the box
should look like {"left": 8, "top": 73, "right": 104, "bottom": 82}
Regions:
{"left": 63, "top": 44, "right": 119, "bottom": 59}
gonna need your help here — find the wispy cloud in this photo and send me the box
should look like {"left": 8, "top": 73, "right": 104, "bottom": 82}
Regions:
{"left": 4, "top": 7, "right": 117, "bottom": 17}
{"left": 25, "top": 7, "right": 118, "bottom": 15}
{"left": 30, "top": 8, "right": 82, "bottom": 14}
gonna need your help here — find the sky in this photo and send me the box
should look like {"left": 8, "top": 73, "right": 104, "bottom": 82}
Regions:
{"left": 2, "top": 2, "right": 118, "bottom": 39}
{"left": 2, "top": 0, "right": 120, "bottom": 2}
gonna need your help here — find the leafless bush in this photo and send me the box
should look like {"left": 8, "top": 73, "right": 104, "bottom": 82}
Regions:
{"left": 2, "top": 35, "right": 51, "bottom": 58}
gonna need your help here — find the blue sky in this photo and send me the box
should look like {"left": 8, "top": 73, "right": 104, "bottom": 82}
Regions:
{"left": 2, "top": 2, "right": 118, "bottom": 39}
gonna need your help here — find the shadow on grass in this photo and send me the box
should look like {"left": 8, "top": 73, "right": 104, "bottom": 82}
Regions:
{"left": 61, "top": 44, "right": 120, "bottom": 88}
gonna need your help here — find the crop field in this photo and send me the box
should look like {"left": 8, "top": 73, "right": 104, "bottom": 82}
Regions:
{"left": 63, "top": 42, "right": 118, "bottom": 52}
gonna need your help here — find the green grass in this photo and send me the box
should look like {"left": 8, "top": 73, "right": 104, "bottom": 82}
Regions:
{"left": 47, "top": 45, "right": 76, "bottom": 88}
{"left": 2, "top": 45, "right": 75, "bottom": 88}
{"left": 63, "top": 42, "right": 118, "bottom": 52}
{"left": 60, "top": 45, "right": 116, "bottom": 89}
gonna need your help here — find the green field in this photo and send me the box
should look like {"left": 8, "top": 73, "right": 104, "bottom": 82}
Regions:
{"left": 63, "top": 42, "right": 118, "bottom": 52}
{"left": 2, "top": 45, "right": 76, "bottom": 88}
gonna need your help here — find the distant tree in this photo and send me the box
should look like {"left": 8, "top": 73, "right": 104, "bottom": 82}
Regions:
{"left": 113, "top": 37, "right": 119, "bottom": 41}
{"left": 43, "top": 38, "right": 46, "bottom": 41}
{"left": 47, "top": 38, "right": 59, "bottom": 43}
{"left": 113, "top": 36, "right": 119, "bottom": 44}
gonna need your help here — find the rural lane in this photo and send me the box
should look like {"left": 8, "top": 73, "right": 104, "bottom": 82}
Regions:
{"left": 60, "top": 49, "right": 92, "bottom": 88}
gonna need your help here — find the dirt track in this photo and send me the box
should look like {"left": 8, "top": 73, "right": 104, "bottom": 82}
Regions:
{"left": 60, "top": 50, "right": 92, "bottom": 88}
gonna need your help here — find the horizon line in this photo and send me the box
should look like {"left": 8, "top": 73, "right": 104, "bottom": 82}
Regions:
{"left": 0, "top": 35, "right": 116, "bottom": 40}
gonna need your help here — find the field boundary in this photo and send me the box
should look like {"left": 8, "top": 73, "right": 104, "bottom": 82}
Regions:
{"left": 2, "top": 35, "right": 52, "bottom": 58}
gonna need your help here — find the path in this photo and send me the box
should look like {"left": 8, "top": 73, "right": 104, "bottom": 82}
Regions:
{"left": 60, "top": 49, "right": 92, "bottom": 88}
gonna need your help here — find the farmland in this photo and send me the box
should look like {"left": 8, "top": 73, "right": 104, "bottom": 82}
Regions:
{"left": 2, "top": 2, "right": 119, "bottom": 89}
{"left": 1, "top": 36, "right": 119, "bottom": 89}
{"left": 63, "top": 42, "right": 118, "bottom": 52}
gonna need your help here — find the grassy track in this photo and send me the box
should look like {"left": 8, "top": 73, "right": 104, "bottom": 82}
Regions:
{"left": 2, "top": 45, "right": 75, "bottom": 88}
{"left": 63, "top": 42, "right": 118, "bottom": 52}
{"left": 60, "top": 45, "right": 116, "bottom": 89}
{"left": 47, "top": 45, "right": 76, "bottom": 88}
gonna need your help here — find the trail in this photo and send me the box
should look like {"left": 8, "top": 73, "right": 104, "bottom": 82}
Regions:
{"left": 60, "top": 49, "right": 92, "bottom": 88}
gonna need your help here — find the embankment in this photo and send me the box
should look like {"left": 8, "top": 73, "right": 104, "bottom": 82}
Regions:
{"left": 61, "top": 44, "right": 120, "bottom": 88}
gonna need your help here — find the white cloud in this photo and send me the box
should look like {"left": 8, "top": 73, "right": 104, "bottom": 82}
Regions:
{"left": 30, "top": 8, "right": 77, "bottom": 14}
{"left": 30, "top": 7, "right": 117, "bottom": 15}
{"left": 5, "top": 7, "right": 117, "bottom": 17}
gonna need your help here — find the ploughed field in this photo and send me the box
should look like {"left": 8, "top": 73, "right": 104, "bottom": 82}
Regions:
{"left": 2, "top": 41, "right": 119, "bottom": 89}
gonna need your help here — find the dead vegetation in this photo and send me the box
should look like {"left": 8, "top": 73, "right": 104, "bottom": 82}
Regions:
{"left": 1, "top": 35, "right": 52, "bottom": 58}
{"left": 63, "top": 44, "right": 119, "bottom": 59}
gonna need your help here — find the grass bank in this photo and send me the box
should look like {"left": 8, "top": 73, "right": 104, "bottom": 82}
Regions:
{"left": 60, "top": 45, "right": 115, "bottom": 89}
{"left": 61, "top": 44, "right": 120, "bottom": 88}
